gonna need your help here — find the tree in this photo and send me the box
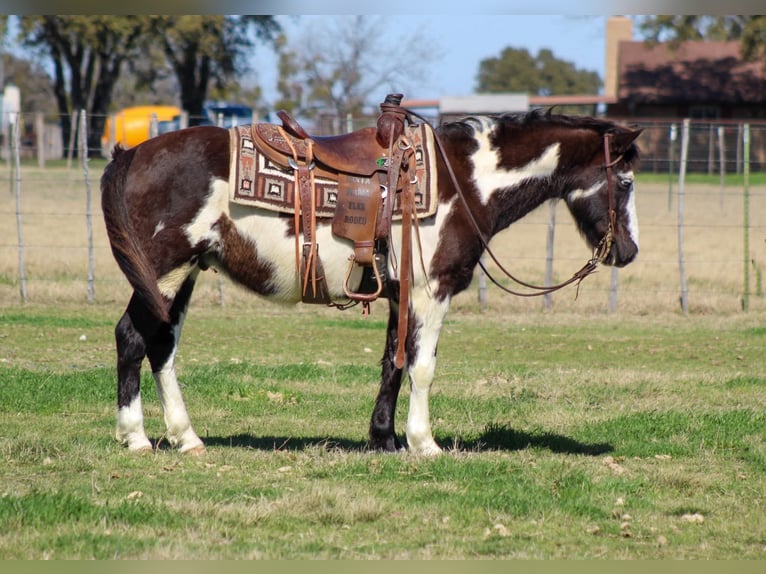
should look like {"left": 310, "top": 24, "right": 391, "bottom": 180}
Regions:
{"left": 147, "top": 15, "right": 279, "bottom": 125}
{"left": 8, "top": 15, "right": 280, "bottom": 156}
{"left": 275, "top": 16, "right": 438, "bottom": 132}
{"left": 476, "top": 46, "right": 601, "bottom": 97}
{"left": 15, "top": 16, "right": 148, "bottom": 157}
{"left": 637, "top": 16, "right": 766, "bottom": 61}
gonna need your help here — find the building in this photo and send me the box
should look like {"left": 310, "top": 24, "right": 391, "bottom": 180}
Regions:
{"left": 605, "top": 17, "right": 766, "bottom": 121}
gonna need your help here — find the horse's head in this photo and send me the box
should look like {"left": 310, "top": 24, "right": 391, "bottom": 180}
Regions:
{"left": 562, "top": 124, "right": 642, "bottom": 267}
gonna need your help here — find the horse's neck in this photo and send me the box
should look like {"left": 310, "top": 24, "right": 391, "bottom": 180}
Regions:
{"left": 492, "top": 179, "right": 561, "bottom": 234}
{"left": 440, "top": 128, "right": 564, "bottom": 237}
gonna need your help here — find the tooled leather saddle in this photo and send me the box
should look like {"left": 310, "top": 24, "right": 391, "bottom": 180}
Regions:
{"left": 229, "top": 94, "right": 437, "bottom": 368}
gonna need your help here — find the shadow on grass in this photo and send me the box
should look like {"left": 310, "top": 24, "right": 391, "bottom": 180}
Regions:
{"left": 199, "top": 434, "right": 369, "bottom": 452}
{"left": 450, "top": 423, "right": 613, "bottom": 456}
{"left": 195, "top": 423, "right": 612, "bottom": 456}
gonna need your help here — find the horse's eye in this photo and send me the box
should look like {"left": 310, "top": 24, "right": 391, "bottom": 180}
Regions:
{"left": 618, "top": 177, "right": 633, "bottom": 191}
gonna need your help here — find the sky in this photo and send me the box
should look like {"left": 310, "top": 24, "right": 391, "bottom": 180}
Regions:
{"left": 255, "top": 14, "right": 612, "bottom": 106}
{"left": 5, "top": 0, "right": 764, "bottom": 109}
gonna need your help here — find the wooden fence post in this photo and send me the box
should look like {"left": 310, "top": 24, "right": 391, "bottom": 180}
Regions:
{"left": 35, "top": 112, "right": 45, "bottom": 168}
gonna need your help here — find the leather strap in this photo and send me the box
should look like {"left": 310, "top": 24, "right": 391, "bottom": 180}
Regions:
{"left": 279, "top": 128, "right": 331, "bottom": 304}
{"left": 394, "top": 142, "right": 416, "bottom": 369}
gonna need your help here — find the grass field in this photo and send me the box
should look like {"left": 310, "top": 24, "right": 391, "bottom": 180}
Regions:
{"left": 1, "top": 305, "right": 765, "bottom": 558}
{"left": 0, "top": 164, "right": 765, "bottom": 559}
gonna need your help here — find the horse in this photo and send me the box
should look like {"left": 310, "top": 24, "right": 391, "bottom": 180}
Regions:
{"left": 100, "top": 107, "right": 641, "bottom": 455}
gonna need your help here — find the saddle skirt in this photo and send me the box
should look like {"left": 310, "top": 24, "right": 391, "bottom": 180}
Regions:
{"left": 228, "top": 121, "right": 438, "bottom": 220}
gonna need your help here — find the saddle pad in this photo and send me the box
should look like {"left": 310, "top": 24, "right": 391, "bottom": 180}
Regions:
{"left": 229, "top": 125, "right": 338, "bottom": 217}
{"left": 228, "top": 122, "right": 438, "bottom": 220}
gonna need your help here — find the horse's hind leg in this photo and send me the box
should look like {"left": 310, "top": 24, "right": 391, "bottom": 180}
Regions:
{"left": 145, "top": 273, "right": 205, "bottom": 454}
{"left": 115, "top": 294, "right": 157, "bottom": 452}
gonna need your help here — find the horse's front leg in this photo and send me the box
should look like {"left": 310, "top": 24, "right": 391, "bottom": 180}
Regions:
{"left": 369, "top": 301, "right": 405, "bottom": 452}
{"left": 405, "top": 290, "right": 451, "bottom": 456}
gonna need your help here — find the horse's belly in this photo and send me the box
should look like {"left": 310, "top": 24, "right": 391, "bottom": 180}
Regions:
{"left": 227, "top": 206, "right": 361, "bottom": 301}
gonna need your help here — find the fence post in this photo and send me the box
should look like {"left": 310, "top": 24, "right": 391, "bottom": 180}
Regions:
{"left": 717, "top": 125, "right": 725, "bottom": 209}
{"left": 736, "top": 123, "right": 743, "bottom": 174}
{"left": 35, "top": 112, "right": 45, "bottom": 168}
{"left": 742, "top": 123, "right": 750, "bottom": 312}
{"left": 608, "top": 268, "right": 619, "bottom": 313}
{"left": 478, "top": 255, "right": 487, "bottom": 309}
{"left": 12, "top": 114, "right": 27, "bottom": 303}
{"left": 668, "top": 123, "right": 677, "bottom": 212}
{"left": 677, "top": 119, "right": 689, "bottom": 315}
{"left": 150, "top": 113, "right": 159, "bottom": 139}
{"left": 542, "top": 199, "right": 556, "bottom": 310}
{"left": 67, "top": 110, "right": 79, "bottom": 169}
{"left": 80, "top": 109, "right": 95, "bottom": 303}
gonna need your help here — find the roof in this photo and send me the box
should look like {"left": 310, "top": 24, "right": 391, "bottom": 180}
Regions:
{"left": 401, "top": 93, "right": 615, "bottom": 113}
{"left": 618, "top": 40, "right": 766, "bottom": 103}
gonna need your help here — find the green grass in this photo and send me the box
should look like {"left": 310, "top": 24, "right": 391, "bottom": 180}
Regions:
{"left": 1, "top": 303, "right": 765, "bottom": 558}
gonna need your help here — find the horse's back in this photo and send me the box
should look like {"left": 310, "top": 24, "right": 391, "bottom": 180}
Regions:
{"left": 128, "top": 125, "right": 231, "bottom": 181}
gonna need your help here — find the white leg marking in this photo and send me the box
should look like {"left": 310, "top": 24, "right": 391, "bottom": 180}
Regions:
{"left": 153, "top": 307, "right": 205, "bottom": 453}
{"left": 405, "top": 288, "right": 451, "bottom": 455}
{"left": 470, "top": 121, "right": 560, "bottom": 204}
{"left": 116, "top": 395, "right": 152, "bottom": 451}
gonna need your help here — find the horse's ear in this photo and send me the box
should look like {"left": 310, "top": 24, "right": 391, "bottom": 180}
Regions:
{"left": 609, "top": 128, "right": 643, "bottom": 154}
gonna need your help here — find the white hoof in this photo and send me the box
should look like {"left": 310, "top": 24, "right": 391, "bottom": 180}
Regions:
{"left": 118, "top": 432, "right": 153, "bottom": 453}
{"left": 408, "top": 440, "right": 443, "bottom": 456}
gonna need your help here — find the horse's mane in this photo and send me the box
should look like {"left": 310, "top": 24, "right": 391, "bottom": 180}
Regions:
{"left": 444, "top": 108, "right": 625, "bottom": 134}
{"left": 438, "top": 108, "right": 640, "bottom": 164}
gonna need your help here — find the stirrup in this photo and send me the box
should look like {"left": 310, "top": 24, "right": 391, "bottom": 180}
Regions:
{"left": 343, "top": 254, "right": 384, "bottom": 302}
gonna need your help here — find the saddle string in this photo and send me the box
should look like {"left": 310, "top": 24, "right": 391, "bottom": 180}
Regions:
{"left": 404, "top": 107, "right": 617, "bottom": 297}
{"left": 279, "top": 126, "right": 303, "bottom": 276}
{"left": 279, "top": 126, "right": 324, "bottom": 301}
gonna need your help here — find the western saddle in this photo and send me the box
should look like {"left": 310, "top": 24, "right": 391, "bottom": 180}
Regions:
{"left": 248, "top": 93, "right": 423, "bottom": 368}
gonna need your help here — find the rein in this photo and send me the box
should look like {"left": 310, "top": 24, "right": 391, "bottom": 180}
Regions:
{"left": 407, "top": 107, "right": 620, "bottom": 298}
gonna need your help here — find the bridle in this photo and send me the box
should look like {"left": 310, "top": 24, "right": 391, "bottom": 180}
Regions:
{"left": 411, "top": 109, "right": 622, "bottom": 298}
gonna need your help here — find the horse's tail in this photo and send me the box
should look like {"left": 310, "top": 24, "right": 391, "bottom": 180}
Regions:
{"left": 100, "top": 145, "right": 171, "bottom": 323}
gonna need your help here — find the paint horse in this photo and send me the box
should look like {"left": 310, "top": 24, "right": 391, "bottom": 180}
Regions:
{"left": 100, "top": 106, "right": 641, "bottom": 455}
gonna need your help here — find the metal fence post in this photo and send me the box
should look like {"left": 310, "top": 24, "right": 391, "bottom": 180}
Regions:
{"left": 12, "top": 114, "right": 27, "bottom": 303}
{"left": 742, "top": 123, "right": 750, "bottom": 312}
{"left": 80, "top": 109, "right": 95, "bottom": 303}
{"left": 677, "top": 119, "right": 690, "bottom": 315}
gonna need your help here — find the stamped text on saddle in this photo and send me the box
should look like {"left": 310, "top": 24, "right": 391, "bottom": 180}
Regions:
{"left": 229, "top": 93, "right": 437, "bottom": 311}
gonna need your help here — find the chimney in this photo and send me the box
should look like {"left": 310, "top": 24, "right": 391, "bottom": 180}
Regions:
{"left": 605, "top": 16, "right": 633, "bottom": 99}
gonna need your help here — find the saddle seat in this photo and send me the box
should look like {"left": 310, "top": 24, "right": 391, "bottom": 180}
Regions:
{"left": 253, "top": 110, "right": 387, "bottom": 177}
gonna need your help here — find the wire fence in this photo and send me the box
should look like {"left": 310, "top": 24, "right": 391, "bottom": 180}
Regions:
{"left": 1, "top": 111, "right": 765, "bottom": 316}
